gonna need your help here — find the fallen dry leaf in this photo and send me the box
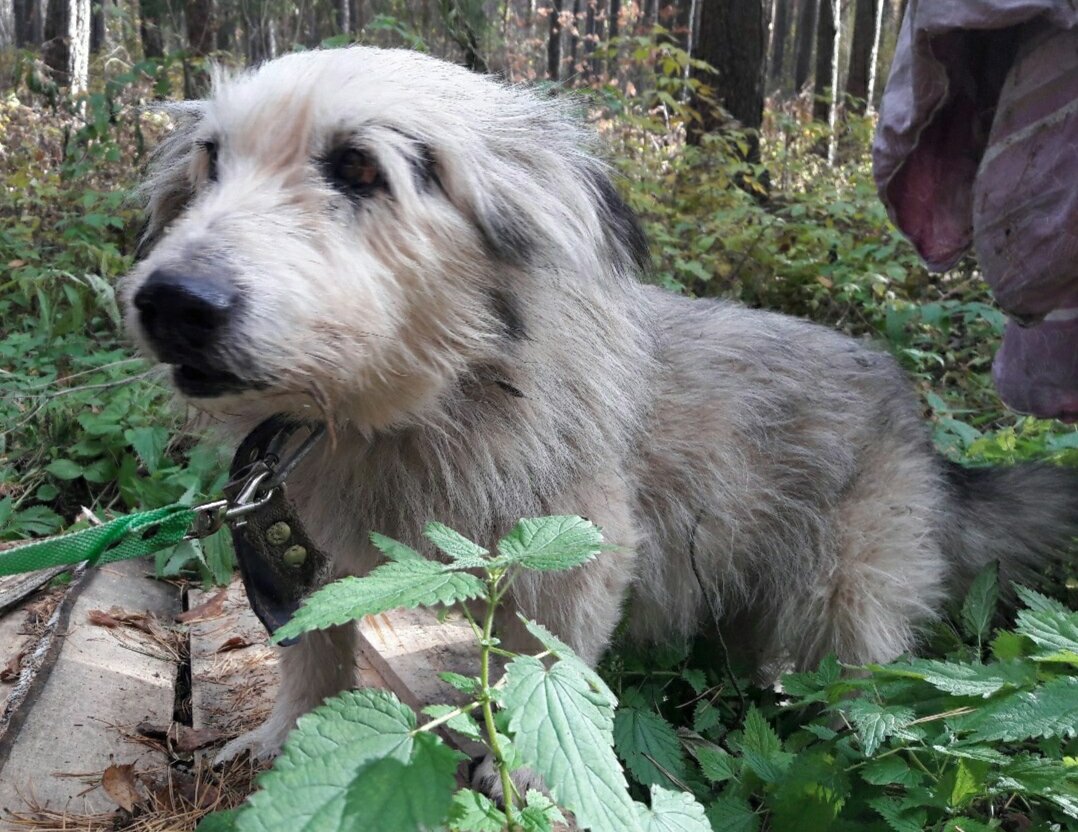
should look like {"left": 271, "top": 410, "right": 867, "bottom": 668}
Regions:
{"left": 102, "top": 763, "right": 141, "bottom": 812}
{"left": 88, "top": 606, "right": 156, "bottom": 634}
{"left": 88, "top": 609, "right": 122, "bottom": 628}
{"left": 0, "top": 650, "right": 25, "bottom": 682}
{"left": 175, "top": 725, "right": 227, "bottom": 753}
{"left": 176, "top": 589, "right": 228, "bottom": 623}
{"left": 215, "top": 635, "right": 252, "bottom": 653}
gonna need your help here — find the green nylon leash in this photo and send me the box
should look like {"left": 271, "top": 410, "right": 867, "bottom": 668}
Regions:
{"left": 0, "top": 504, "right": 196, "bottom": 577}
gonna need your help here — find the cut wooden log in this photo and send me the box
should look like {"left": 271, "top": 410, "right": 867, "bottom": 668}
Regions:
{"left": 0, "top": 558, "right": 180, "bottom": 817}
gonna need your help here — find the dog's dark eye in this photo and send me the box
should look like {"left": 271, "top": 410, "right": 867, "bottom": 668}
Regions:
{"left": 324, "top": 147, "right": 385, "bottom": 198}
{"left": 199, "top": 141, "right": 219, "bottom": 182}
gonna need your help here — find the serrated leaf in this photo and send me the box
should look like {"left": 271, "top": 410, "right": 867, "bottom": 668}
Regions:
{"left": 739, "top": 706, "right": 781, "bottom": 757}
{"left": 614, "top": 707, "right": 687, "bottom": 787}
{"left": 694, "top": 745, "right": 738, "bottom": 783}
{"left": 369, "top": 532, "right": 424, "bottom": 563}
{"left": 1016, "top": 608, "right": 1078, "bottom": 664}
{"left": 237, "top": 689, "right": 417, "bottom": 831}
{"left": 769, "top": 749, "right": 849, "bottom": 832}
{"left": 273, "top": 561, "right": 486, "bottom": 642}
{"left": 518, "top": 791, "right": 566, "bottom": 832}
{"left": 422, "top": 704, "right": 483, "bottom": 741}
{"left": 693, "top": 700, "right": 722, "bottom": 734}
{"left": 861, "top": 755, "right": 920, "bottom": 786}
{"left": 424, "top": 522, "right": 490, "bottom": 566}
{"left": 961, "top": 561, "right": 998, "bottom": 642}
{"left": 844, "top": 701, "right": 914, "bottom": 755}
{"left": 440, "top": 672, "right": 481, "bottom": 695}
{"left": 520, "top": 616, "right": 617, "bottom": 706}
{"left": 634, "top": 786, "right": 709, "bottom": 832}
{"left": 868, "top": 797, "right": 927, "bottom": 832}
{"left": 503, "top": 656, "right": 641, "bottom": 832}
{"left": 682, "top": 668, "right": 706, "bottom": 694}
{"left": 448, "top": 789, "right": 506, "bottom": 832}
{"left": 963, "top": 677, "right": 1078, "bottom": 742}
{"left": 340, "top": 733, "right": 463, "bottom": 831}
{"left": 940, "top": 758, "right": 989, "bottom": 809}
{"left": 704, "top": 794, "right": 759, "bottom": 832}
{"left": 125, "top": 425, "right": 169, "bottom": 475}
{"left": 497, "top": 515, "right": 603, "bottom": 571}
{"left": 1014, "top": 584, "right": 1067, "bottom": 613}
{"left": 896, "top": 658, "right": 1036, "bottom": 697}
{"left": 991, "top": 630, "right": 1031, "bottom": 661}
{"left": 931, "top": 744, "right": 1010, "bottom": 765}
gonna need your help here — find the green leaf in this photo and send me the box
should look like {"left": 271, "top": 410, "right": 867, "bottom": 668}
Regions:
{"left": 614, "top": 707, "right": 687, "bottom": 787}
{"left": 893, "top": 658, "right": 1036, "bottom": 697}
{"left": 421, "top": 704, "right": 483, "bottom": 742}
{"left": 369, "top": 532, "right": 424, "bottom": 563}
{"left": 939, "top": 758, "right": 989, "bottom": 809}
{"left": 704, "top": 794, "right": 759, "bottom": 832}
{"left": 990, "top": 630, "right": 1031, "bottom": 661}
{"left": 769, "top": 749, "right": 849, "bottom": 832}
{"left": 861, "top": 755, "right": 921, "bottom": 786}
{"left": 45, "top": 458, "right": 83, "bottom": 480}
{"left": 1014, "top": 584, "right": 1067, "bottom": 614}
{"left": 843, "top": 701, "right": 914, "bottom": 756}
{"left": 503, "top": 656, "right": 641, "bottom": 832}
{"left": 496, "top": 515, "right": 603, "bottom": 571}
{"left": 961, "top": 561, "right": 998, "bottom": 643}
{"left": 518, "top": 791, "right": 566, "bottom": 832}
{"left": 963, "top": 677, "right": 1078, "bottom": 742}
{"left": 634, "top": 786, "right": 710, "bottom": 832}
{"left": 941, "top": 819, "right": 996, "bottom": 832}
{"left": 447, "top": 789, "right": 506, "bottom": 832}
{"left": 238, "top": 688, "right": 417, "bottom": 831}
{"left": 739, "top": 706, "right": 781, "bottom": 757}
{"left": 11, "top": 505, "right": 64, "bottom": 536}
{"left": 340, "top": 733, "right": 462, "bottom": 832}
{"left": 1016, "top": 607, "right": 1078, "bottom": 664}
{"left": 423, "top": 522, "right": 489, "bottom": 566}
{"left": 196, "top": 809, "right": 241, "bottom": 832}
{"left": 273, "top": 561, "right": 486, "bottom": 642}
{"left": 694, "top": 745, "right": 739, "bottom": 784}
{"left": 868, "top": 797, "right": 927, "bottom": 832}
{"left": 124, "top": 425, "right": 169, "bottom": 475}
{"left": 519, "top": 616, "right": 617, "bottom": 706}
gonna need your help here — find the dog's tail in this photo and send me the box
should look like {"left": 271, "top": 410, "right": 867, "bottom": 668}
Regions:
{"left": 939, "top": 460, "right": 1078, "bottom": 590}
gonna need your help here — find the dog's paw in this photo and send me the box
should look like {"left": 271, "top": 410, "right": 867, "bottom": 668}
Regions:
{"left": 214, "top": 720, "right": 291, "bottom": 765}
{"left": 471, "top": 754, "right": 548, "bottom": 805}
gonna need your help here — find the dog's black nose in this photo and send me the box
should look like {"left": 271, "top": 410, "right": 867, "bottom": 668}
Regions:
{"left": 134, "top": 269, "right": 240, "bottom": 361}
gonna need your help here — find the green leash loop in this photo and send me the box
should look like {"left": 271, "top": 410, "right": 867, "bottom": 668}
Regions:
{"left": 0, "top": 504, "right": 196, "bottom": 577}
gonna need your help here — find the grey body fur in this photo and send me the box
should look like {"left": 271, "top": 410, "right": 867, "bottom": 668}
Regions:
{"left": 119, "top": 47, "right": 1078, "bottom": 762}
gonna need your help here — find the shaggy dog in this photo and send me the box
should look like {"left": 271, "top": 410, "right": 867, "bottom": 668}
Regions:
{"left": 121, "top": 47, "right": 1078, "bottom": 762}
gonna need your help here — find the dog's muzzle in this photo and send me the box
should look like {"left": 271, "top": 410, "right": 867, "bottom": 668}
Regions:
{"left": 134, "top": 268, "right": 251, "bottom": 397}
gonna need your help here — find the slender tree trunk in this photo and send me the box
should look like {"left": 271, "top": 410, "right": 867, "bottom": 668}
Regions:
{"left": 183, "top": 0, "right": 213, "bottom": 97}
{"left": 866, "top": 0, "right": 885, "bottom": 111}
{"left": 547, "top": 0, "right": 562, "bottom": 80}
{"left": 768, "top": 0, "right": 789, "bottom": 87}
{"left": 793, "top": 0, "right": 815, "bottom": 91}
{"left": 43, "top": 0, "right": 69, "bottom": 77}
{"left": 692, "top": 0, "right": 766, "bottom": 148}
{"left": 89, "top": 0, "right": 105, "bottom": 53}
{"left": 14, "top": 0, "right": 35, "bottom": 45}
{"left": 584, "top": 0, "right": 599, "bottom": 79}
{"left": 569, "top": 0, "right": 580, "bottom": 74}
{"left": 139, "top": 0, "right": 164, "bottom": 58}
{"left": 827, "top": 0, "right": 842, "bottom": 163}
{"left": 69, "top": 0, "right": 89, "bottom": 91}
{"left": 812, "top": 0, "right": 833, "bottom": 120}
{"left": 846, "top": 0, "right": 873, "bottom": 111}
{"left": 335, "top": 0, "right": 348, "bottom": 33}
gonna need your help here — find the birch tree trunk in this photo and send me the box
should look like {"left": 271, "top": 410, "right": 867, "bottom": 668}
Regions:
{"left": 866, "top": 0, "right": 885, "bottom": 111}
{"left": 827, "top": 0, "right": 842, "bottom": 165}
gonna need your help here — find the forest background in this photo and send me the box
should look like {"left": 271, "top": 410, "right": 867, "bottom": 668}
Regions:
{"left": 1, "top": 2, "right": 1076, "bottom": 831}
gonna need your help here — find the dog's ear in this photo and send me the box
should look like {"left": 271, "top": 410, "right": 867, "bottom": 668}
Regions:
{"left": 584, "top": 166, "right": 650, "bottom": 274}
{"left": 135, "top": 104, "right": 204, "bottom": 261}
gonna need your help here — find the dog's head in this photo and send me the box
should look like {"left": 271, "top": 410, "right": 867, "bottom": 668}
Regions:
{"left": 121, "top": 47, "right": 646, "bottom": 430}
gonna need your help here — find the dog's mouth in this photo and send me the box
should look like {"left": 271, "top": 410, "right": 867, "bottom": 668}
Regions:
{"left": 171, "top": 364, "right": 253, "bottom": 398}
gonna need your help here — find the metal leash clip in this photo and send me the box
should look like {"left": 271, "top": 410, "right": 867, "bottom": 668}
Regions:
{"left": 187, "top": 420, "right": 326, "bottom": 540}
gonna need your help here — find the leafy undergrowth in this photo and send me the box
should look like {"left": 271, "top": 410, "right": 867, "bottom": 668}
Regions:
{"left": 196, "top": 524, "right": 1078, "bottom": 832}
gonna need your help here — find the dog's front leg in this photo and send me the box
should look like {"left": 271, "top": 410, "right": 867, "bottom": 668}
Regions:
{"left": 216, "top": 622, "right": 358, "bottom": 763}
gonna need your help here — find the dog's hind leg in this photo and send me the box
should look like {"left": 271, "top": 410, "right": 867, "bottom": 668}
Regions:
{"left": 215, "top": 622, "right": 358, "bottom": 763}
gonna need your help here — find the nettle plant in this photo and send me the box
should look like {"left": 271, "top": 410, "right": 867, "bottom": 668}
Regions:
{"left": 202, "top": 516, "right": 711, "bottom": 832}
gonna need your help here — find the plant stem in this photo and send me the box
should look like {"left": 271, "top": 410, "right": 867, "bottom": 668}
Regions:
{"left": 480, "top": 572, "right": 519, "bottom": 828}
